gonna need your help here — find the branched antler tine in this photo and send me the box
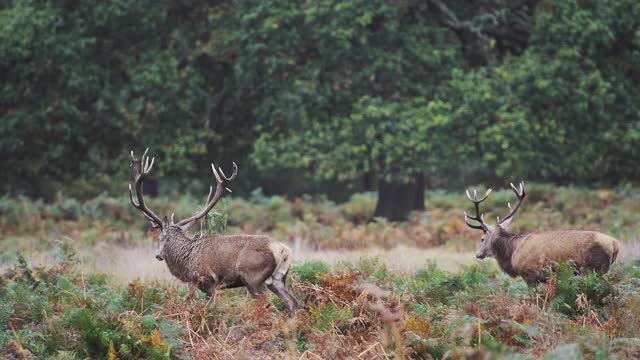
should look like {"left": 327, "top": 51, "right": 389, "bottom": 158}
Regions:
{"left": 146, "top": 157, "right": 155, "bottom": 173}
{"left": 175, "top": 160, "right": 238, "bottom": 227}
{"left": 464, "top": 211, "right": 485, "bottom": 230}
{"left": 142, "top": 212, "right": 155, "bottom": 222}
{"left": 211, "top": 163, "right": 222, "bottom": 183}
{"left": 218, "top": 162, "right": 238, "bottom": 181}
{"left": 206, "top": 186, "right": 214, "bottom": 204}
{"left": 130, "top": 151, "right": 140, "bottom": 178}
{"left": 498, "top": 180, "right": 527, "bottom": 225}
{"left": 463, "top": 187, "right": 491, "bottom": 231}
{"left": 129, "top": 184, "right": 140, "bottom": 207}
{"left": 482, "top": 188, "right": 492, "bottom": 200}
{"left": 128, "top": 149, "right": 163, "bottom": 227}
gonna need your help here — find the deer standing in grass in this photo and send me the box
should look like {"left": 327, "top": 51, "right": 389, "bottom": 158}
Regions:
{"left": 128, "top": 149, "right": 297, "bottom": 316}
{"left": 464, "top": 182, "right": 620, "bottom": 285}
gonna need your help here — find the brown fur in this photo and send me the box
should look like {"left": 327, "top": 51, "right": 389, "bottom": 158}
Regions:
{"left": 492, "top": 227, "right": 620, "bottom": 285}
{"left": 160, "top": 225, "right": 297, "bottom": 316}
{"left": 127, "top": 150, "right": 297, "bottom": 316}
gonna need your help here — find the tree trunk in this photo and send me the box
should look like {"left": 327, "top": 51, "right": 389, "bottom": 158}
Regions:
{"left": 362, "top": 172, "right": 375, "bottom": 192}
{"left": 372, "top": 173, "right": 425, "bottom": 221}
{"left": 145, "top": 178, "right": 159, "bottom": 197}
{"left": 413, "top": 173, "right": 425, "bottom": 211}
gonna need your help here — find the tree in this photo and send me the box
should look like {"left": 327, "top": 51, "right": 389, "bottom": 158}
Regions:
{"left": 441, "top": 0, "right": 640, "bottom": 184}
{"left": 0, "top": 0, "right": 222, "bottom": 198}
{"left": 217, "top": 0, "right": 459, "bottom": 220}
{"left": 240, "top": 0, "right": 536, "bottom": 220}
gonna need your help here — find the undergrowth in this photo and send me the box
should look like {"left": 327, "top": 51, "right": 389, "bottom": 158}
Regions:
{"left": 2, "top": 250, "right": 640, "bottom": 359}
{"left": 2, "top": 184, "right": 640, "bottom": 358}
{"left": 2, "top": 183, "right": 639, "bottom": 254}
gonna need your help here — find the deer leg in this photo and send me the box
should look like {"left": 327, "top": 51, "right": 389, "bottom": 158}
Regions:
{"left": 196, "top": 271, "right": 219, "bottom": 297}
{"left": 204, "top": 283, "right": 217, "bottom": 298}
{"left": 268, "top": 279, "right": 296, "bottom": 317}
{"left": 523, "top": 271, "right": 546, "bottom": 287}
{"left": 245, "top": 282, "right": 265, "bottom": 299}
{"left": 267, "top": 283, "right": 295, "bottom": 317}
{"left": 279, "top": 270, "right": 297, "bottom": 311}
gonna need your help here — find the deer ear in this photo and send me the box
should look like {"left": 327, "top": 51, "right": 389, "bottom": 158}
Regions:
{"left": 179, "top": 220, "right": 197, "bottom": 233}
{"left": 499, "top": 217, "right": 513, "bottom": 229}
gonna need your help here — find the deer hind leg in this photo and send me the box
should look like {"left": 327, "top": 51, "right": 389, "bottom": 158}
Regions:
{"left": 585, "top": 244, "right": 612, "bottom": 274}
{"left": 267, "top": 281, "right": 296, "bottom": 317}
{"left": 267, "top": 266, "right": 297, "bottom": 317}
{"left": 245, "top": 279, "right": 267, "bottom": 298}
{"left": 280, "top": 270, "right": 297, "bottom": 310}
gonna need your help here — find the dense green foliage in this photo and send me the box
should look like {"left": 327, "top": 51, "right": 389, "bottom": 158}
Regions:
{"left": 1, "top": 0, "right": 639, "bottom": 212}
{"left": 1, "top": 250, "right": 183, "bottom": 359}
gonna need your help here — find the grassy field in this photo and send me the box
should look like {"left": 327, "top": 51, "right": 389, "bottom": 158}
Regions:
{"left": 1, "top": 183, "right": 640, "bottom": 359}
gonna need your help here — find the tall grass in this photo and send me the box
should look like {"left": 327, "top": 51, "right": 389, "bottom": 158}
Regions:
{"left": 2, "top": 246, "right": 639, "bottom": 358}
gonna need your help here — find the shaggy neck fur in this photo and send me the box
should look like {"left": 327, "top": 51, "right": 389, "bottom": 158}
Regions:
{"left": 491, "top": 227, "right": 527, "bottom": 277}
{"left": 163, "top": 226, "right": 202, "bottom": 283}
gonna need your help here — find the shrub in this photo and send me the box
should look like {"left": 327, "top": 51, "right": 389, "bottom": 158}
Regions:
{"left": 548, "top": 262, "right": 614, "bottom": 318}
{"left": 292, "top": 261, "right": 331, "bottom": 285}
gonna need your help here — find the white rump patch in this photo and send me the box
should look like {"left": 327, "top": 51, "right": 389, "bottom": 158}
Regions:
{"left": 268, "top": 242, "right": 292, "bottom": 283}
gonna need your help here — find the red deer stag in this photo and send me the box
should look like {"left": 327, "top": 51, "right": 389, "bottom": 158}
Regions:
{"left": 128, "top": 149, "right": 297, "bottom": 316}
{"left": 463, "top": 182, "right": 620, "bottom": 285}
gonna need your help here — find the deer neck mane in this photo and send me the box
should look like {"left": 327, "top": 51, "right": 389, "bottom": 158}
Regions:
{"left": 163, "top": 226, "right": 201, "bottom": 282}
{"left": 492, "top": 228, "right": 526, "bottom": 277}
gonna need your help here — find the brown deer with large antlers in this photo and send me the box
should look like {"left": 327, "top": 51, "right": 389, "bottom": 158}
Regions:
{"left": 129, "top": 149, "right": 297, "bottom": 316}
{"left": 464, "top": 182, "right": 620, "bottom": 285}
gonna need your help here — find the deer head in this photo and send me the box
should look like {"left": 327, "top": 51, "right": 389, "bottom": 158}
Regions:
{"left": 463, "top": 181, "right": 526, "bottom": 259}
{"left": 128, "top": 148, "right": 237, "bottom": 261}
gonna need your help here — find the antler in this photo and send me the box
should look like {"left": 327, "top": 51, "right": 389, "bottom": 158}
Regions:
{"left": 463, "top": 188, "right": 492, "bottom": 231}
{"left": 496, "top": 181, "right": 526, "bottom": 225}
{"left": 174, "top": 162, "right": 238, "bottom": 227}
{"left": 129, "top": 148, "right": 163, "bottom": 227}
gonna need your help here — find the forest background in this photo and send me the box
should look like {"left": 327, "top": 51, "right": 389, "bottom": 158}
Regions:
{"left": 2, "top": 0, "right": 639, "bottom": 221}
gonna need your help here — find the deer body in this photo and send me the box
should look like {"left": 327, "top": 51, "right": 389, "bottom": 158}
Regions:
{"left": 487, "top": 227, "right": 619, "bottom": 284}
{"left": 159, "top": 228, "right": 293, "bottom": 298}
{"left": 128, "top": 149, "right": 297, "bottom": 316}
{"left": 464, "top": 182, "right": 620, "bottom": 285}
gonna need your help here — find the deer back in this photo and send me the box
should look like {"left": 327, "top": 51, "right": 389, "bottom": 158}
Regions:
{"left": 189, "top": 234, "right": 279, "bottom": 282}
{"left": 510, "top": 230, "right": 620, "bottom": 274}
